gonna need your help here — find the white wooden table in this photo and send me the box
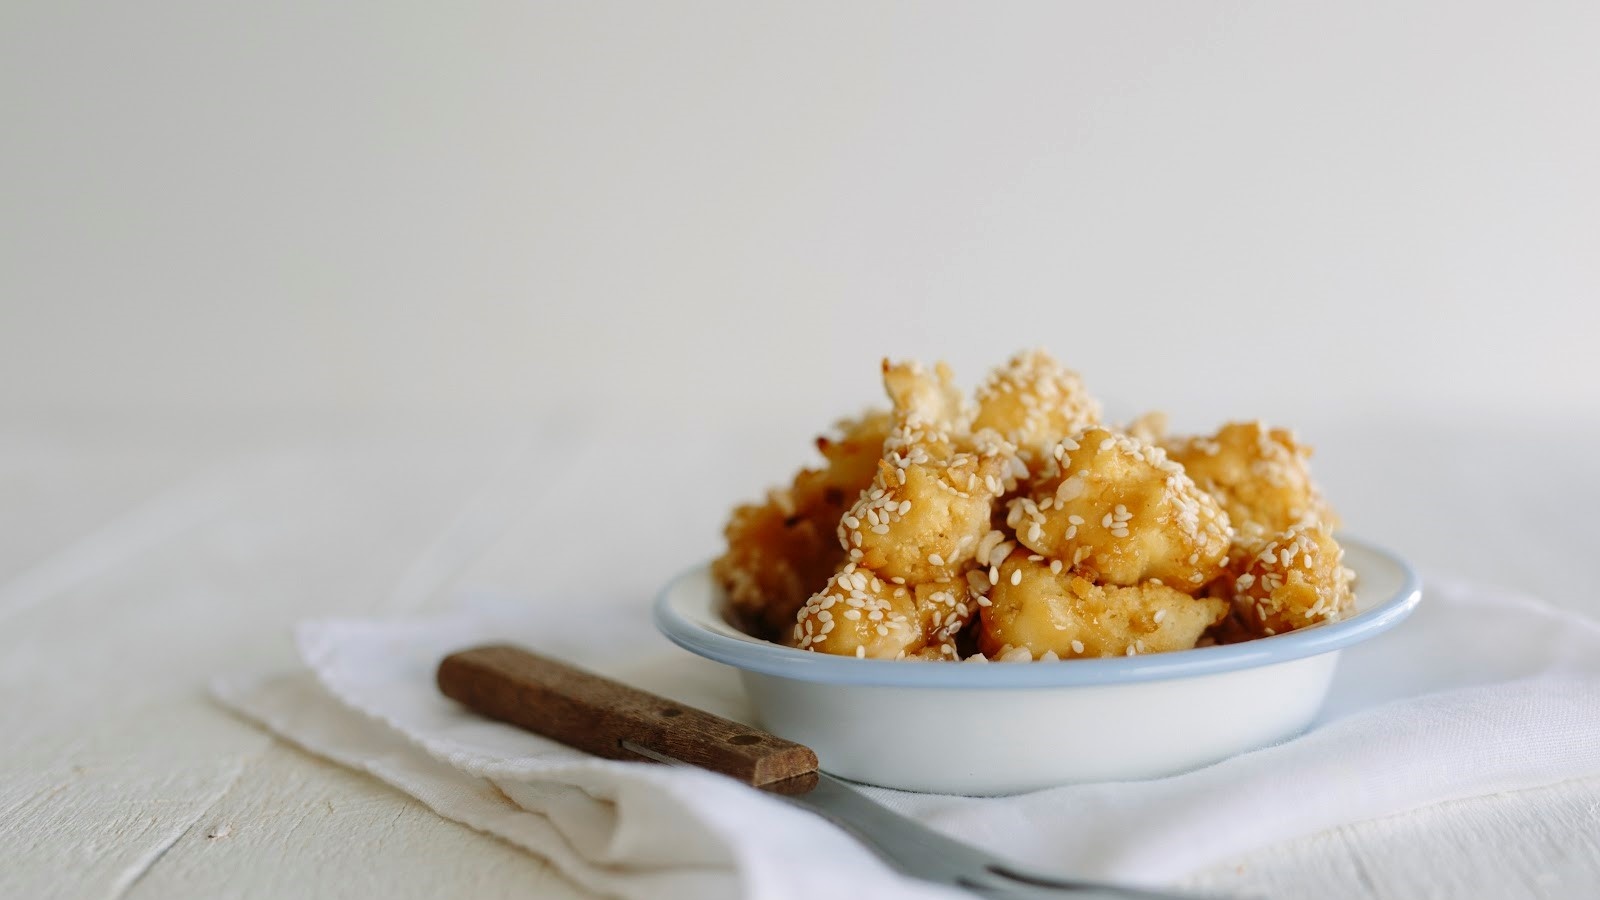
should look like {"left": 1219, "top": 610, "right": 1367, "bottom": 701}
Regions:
{"left": 3, "top": 412, "right": 1597, "bottom": 899}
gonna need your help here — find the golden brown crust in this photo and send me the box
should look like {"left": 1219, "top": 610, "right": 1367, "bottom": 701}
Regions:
{"left": 979, "top": 550, "right": 1227, "bottom": 659}
{"left": 1214, "top": 523, "right": 1354, "bottom": 637}
{"left": 1008, "top": 427, "right": 1233, "bottom": 588}
{"left": 837, "top": 422, "right": 1012, "bottom": 584}
{"left": 790, "top": 562, "right": 979, "bottom": 660}
{"left": 712, "top": 412, "right": 889, "bottom": 640}
{"left": 711, "top": 495, "right": 840, "bottom": 640}
{"left": 1164, "top": 421, "right": 1336, "bottom": 539}
{"left": 1122, "top": 411, "right": 1169, "bottom": 445}
{"left": 881, "top": 359, "right": 969, "bottom": 432}
{"left": 971, "top": 349, "right": 1100, "bottom": 463}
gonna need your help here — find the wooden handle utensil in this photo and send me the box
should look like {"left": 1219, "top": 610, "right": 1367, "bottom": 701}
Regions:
{"left": 436, "top": 644, "right": 819, "bottom": 790}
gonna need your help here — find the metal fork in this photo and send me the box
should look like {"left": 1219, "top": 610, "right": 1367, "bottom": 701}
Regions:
{"left": 625, "top": 741, "right": 1198, "bottom": 899}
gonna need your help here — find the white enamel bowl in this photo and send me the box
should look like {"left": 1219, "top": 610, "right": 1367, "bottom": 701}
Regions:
{"left": 655, "top": 535, "right": 1420, "bottom": 795}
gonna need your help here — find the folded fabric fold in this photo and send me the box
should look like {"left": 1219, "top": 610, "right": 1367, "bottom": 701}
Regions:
{"left": 213, "top": 575, "right": 1600, "bottom": 900}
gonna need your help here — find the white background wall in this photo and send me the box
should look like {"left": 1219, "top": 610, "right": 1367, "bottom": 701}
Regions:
{"left": 3, "top": 1, "right": 1597, "bottom": 432}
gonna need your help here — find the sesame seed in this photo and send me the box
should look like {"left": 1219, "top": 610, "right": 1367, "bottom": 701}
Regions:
{"left": 1070, "top": 639, "right": 1085, "bottom": 654}
{"left": 928, "top": 552, "right": 945, "bottom": 567}
{"left": 1154, "top": 609, "right": 1167, "bottom": 623}
{"left": 1010, "top": 569, "right": 1022, "bottom": 585}
{"left": 855, "top": 646, "right": 865, "bottom": 658}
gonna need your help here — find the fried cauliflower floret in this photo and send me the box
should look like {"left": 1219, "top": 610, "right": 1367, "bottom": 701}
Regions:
{"left": 1122, "top": 411, "right": 1169, "bottom": 445}
{"left": 791, "top": 562, "right": 978, "bottom": 659}
{"left": 790, "top": 411, "right": 894, "bottom": 513}
{"left": 838, "top": 423, "right": 1012, "bottom": 584}
{"left": 712, "top": 412, "right": 890, "bottom": 639}
{"left": 1164, "top": 421, "right": 1336, "bottom": 539}
{"left": 1217, "top": 523, "right": 1354, "bottom": 637}
{"left": 882, "top": 359, "right": 969, "bottom": 431}
{"left": 1008, "top": 427, "right": 1233, "bottom": 588}
{"left": 713, "top": 497, "right": 838, "bottom": 640}
{"left": 971, "top": 349, "right": 1101, "bottom": 462}
{"left": 979, "top": 550, "right": 1227, "bottom": 659}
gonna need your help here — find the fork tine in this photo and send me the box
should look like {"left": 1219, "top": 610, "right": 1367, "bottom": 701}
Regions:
{"left": 975, "top": 863, "right": 1213, "bottom": 899}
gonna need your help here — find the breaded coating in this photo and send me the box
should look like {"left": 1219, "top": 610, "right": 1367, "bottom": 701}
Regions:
{"left": 1165, "top": 421, "right": 1335, "bottom": 539}
{"left": 789, "top": 410, "right": 894, "bottom": 539}
{"left": 712, "top": 412, "right": 889, "bottom": 639}
{"left": 713, "top": 495, "right": 840, "bottom": 641}
{"left": 1218, "top": 523, "right": 1354, "bottom": 637}
{"left": 972, "top": 349, "right": 1100, "bottom": 461}
{"left": 791, "top": 562, "right": 978, "bottom": 659}
{"left": 882, "top": 359, "right": 969, "bottom": 431}
{"left": 838, "top": 421, "right": 1012, "bottom": 584}
{"left": 1008, "top": 427, "right": 1233, "bottom": 588}
{"left": 979, "top": 550, "right": 1227, "bottom": 659}
{"left": 1122, "top": 411, "right": 1168, "bottom": 445}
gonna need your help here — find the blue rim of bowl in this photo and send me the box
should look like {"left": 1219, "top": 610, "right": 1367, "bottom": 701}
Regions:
{"left": 653, "top": 535, "right": 1422, "bottom": 688}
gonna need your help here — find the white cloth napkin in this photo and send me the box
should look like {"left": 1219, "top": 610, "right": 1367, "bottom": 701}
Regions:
{"left": 213, "top": 575, "right": 1600, "bottom": 899}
